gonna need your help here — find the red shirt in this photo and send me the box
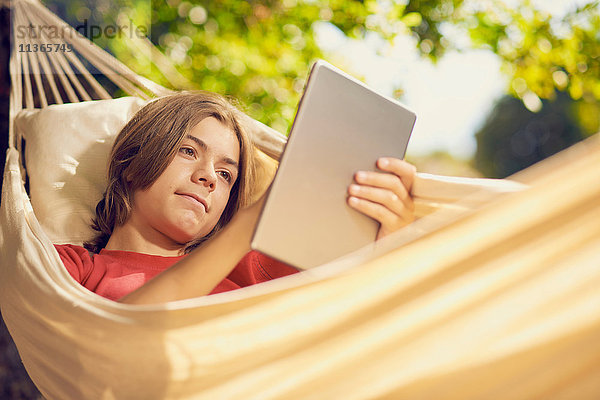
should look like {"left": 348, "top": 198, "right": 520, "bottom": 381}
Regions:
{"left": 55, "top": 244, "right": 298, "bottom": 301}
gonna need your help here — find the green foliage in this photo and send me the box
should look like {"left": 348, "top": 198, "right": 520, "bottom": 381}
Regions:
{"left": 45, "top": 0, "right": 600, "bottom": 137}
{"left": 465, "top": 2, "right": 600, "bottom": 107}
{"left": 397, "top": 1, "right": 600, "bottom": 112}
{"left": 145, "top": 0, "right": 328, "bottom": 133}
{"left": 403, "top": 0, "right": 465, "bottom": 59}
{"left": 48, "top": 0, "right": 377, "bottom": 133}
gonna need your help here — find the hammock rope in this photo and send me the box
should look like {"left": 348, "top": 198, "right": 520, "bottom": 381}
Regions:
{"left": 8, "top": 0, "right": 292, "bottom": 164}
{"left": 8, "top": 0, "right": 174, "bottom": 146}
{"left": 2, "top": 0, "right": 600, "bottom": 399}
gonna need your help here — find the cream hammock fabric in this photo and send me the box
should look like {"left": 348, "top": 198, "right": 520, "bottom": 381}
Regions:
{"left": 2, "top": 0, "right": 600, "bottom": 399}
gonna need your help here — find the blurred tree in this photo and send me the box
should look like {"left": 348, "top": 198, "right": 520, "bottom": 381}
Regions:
{"left": 44, "top": 0, "right": 600, "bottom": 135}
{"left": 396, "top": 1, "right": 600, "bottom": 112}
{"left": 474, "top": 92, "right": 586, "bottom": 178}
{"left": 45, "top": 0, "right": 374, "bottom": 133}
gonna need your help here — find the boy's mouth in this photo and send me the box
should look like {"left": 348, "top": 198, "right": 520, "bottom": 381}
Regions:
{"left": 176, "top": 192, "right": 208, "bottom": 212}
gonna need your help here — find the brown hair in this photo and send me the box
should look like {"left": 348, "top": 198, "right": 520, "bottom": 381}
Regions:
{"left": 84, "top": 91, "right": 256, "bottom": 254}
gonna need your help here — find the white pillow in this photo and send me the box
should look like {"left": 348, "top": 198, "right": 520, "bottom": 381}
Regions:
{"left": 14, "top": 97, "right": 148, "bottom": 245}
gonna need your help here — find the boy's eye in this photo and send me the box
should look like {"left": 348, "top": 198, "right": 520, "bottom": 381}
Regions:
{"left": 179, "top": 147, "right": 195, "bottom": 157}
{"left": 217, "top": 170, "right": 232, "bottom": 183}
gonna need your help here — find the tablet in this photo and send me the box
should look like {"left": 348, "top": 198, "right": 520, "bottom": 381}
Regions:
{"left": 251, "top": 60, "right": 416, "bottom": 269}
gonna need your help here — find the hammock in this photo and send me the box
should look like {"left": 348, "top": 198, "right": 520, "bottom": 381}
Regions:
{"left": 2, "top": 0, "right": 600, "bottom": 398}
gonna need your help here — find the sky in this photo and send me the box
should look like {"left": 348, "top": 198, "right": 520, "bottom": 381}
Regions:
{"left": 314, "top": 0, "right": 593, "bottom": 160}
{"left": 316, "top": 24, "right": 506, "bottom": 159}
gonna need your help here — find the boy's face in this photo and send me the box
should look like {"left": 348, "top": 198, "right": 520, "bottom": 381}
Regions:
{"left": 129, "top": 117, "right": 240, "bottom": 247}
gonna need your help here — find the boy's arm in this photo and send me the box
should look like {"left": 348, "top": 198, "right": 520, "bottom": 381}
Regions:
{"left": 119, "top": 198, "right": 264, "bottom": 305}
{"left": 120, "top": 158, "right": 417, "bottom": 305}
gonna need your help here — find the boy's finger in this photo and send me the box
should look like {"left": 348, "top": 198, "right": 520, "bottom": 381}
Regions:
{"left": 376, "top": 158, "right": 416, "bottom": 193}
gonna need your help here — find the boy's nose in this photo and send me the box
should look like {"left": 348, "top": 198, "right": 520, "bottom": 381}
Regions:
{"left": 198, "top": 172, "right": 216, "bottom": 191}
{"left": 193, "top": 165, "right": 217, "bottom": 191}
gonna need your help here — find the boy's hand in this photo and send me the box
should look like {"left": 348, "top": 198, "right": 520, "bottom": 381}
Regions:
{"left": 347, "top": 158, "right": 416, "bottom": 240}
